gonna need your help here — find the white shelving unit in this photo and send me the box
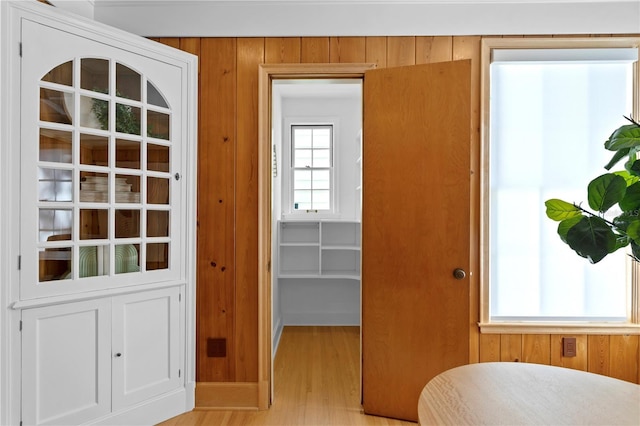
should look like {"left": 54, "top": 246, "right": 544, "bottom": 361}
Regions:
{"left": 278, "top": 220, "right": 361, "bottom": 280}
{"left": 277, "top": 220, "right": 361, "bottom": 327}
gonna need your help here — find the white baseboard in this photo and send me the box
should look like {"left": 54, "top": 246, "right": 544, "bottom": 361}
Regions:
{"left": 90, "top": 387, "right": 191, "bottom": 425}
{"left": 272, "top": 316, "right": 283, "bottom": 357}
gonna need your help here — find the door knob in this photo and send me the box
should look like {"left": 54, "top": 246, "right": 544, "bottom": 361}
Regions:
{"left": 114, "top": 352, "right": 122, "bottom": 358}
{"left": 453, "top": 268, "right": 466, "bottom": 280}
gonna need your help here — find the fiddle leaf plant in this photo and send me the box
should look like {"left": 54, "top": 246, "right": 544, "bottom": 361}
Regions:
{"left": 545, "top": 116, "right": 640, "bottom": 264}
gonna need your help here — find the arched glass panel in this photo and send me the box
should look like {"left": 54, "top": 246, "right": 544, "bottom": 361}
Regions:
{"left": 37, "top": 57, "right": 173, "bottom": 285}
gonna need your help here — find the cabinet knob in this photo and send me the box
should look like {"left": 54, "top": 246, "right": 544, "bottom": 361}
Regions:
{"left": 114, "top": 352, "right": 122, "bottom": 358}
{"left": 453, "top": 268, "right": 466, "bottom": 280}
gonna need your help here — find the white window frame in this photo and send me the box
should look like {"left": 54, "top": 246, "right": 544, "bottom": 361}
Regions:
{"left": 480, "top": 37, "right": 640, "bottom": 334}
{"left": 282, "top": 117, "right": 339, "bottom": 219}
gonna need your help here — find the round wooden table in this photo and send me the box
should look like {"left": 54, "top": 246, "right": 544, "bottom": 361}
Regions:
{"left": 418, "top": 362, "right": 640, "bottom": 425}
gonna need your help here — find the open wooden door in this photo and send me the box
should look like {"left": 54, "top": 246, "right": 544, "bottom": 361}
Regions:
{"left": 362, "top": 60, "right": 471, "bottom": 422}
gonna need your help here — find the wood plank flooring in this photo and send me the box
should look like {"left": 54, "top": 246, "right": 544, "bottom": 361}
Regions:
{"left": 159, "top": 326, "right": 416, "bottom": 425}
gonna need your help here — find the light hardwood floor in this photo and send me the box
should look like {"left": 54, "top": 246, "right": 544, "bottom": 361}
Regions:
{"left": 159, "top": 326, "right": 416, "bottom": 425}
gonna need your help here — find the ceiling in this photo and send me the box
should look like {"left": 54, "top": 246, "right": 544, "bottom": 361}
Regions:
{"left": 52, "top": 0, "right": 640, "bottom": 37}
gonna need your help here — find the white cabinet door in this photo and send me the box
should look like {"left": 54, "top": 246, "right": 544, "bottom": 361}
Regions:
{"left": 21, "top": 299, "right": 112, "bottom": 425}
{"left": 21, "top": 15, "right": 186, "bottom": 300}
{"left": 112, "top": 287, "right": 182, "bottom": 409}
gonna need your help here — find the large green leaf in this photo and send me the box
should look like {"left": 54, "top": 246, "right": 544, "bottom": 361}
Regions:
{"left": 604, "top": 147, "right": 630, "bottom": 170}
{"left": 626, "top": 220, "right": 640, "bottom": 243}
{"left": 613, "top": 212, "right": 640, "bottom": 232}
{"left": 619, "top": 181, "right": 640, "bottom": 211}
{"left": 632, "top": 242, "right": 640, "bottom": 261}
{"left": 604, "top": 124, "right": 640, "bottom": 151}
{"left": 565, "top": 216, "right": 617, "bottom": 264}
{"left": 587, "top": 173, "right": 626, "bottom": 213}
{"left": 557, "top": 215, "right": 584, "bottom": 243}
{"left": 613, "top": 170, "right": 640, "bottom": 186}
{"left": 613, "top": 235, "right": 630, "bottom": 252}
{"left": 628, "top": 159, "right": 640, "bottom": 177}
{"left": 545, "top": 199, "right": 582, "bottom": 221}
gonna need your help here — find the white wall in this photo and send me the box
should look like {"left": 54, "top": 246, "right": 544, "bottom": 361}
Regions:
{"left": 272, "top": 92, "right": 283, "bottom": 354}
{"left": 91, "top": 1, "right": 640, "bottom": 37}
{"left": 279, "top": 95, "right": 362, "bottom": 220}
{"left": 49, "top": 0, "right": 94, "bottom": 19}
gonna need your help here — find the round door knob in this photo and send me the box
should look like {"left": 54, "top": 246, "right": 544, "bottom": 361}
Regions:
{"left": 115, "top": 352, "right": 122, "bottom": 358}
{"left": 453, "top": 268, "right": 466, "bottom": 280}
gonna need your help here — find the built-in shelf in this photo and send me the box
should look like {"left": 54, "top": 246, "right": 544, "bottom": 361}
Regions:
{"left": 278, "top": 220, "right": 361, "bottom": 280}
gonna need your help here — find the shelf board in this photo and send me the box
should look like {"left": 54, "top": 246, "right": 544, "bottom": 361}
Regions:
{"left": 280, "top": 242, "right": 320, "bottom": 247}
{"left": 320, "top": 272, "right": 361, "bottom": 279}
{"left": 278, "top": 273, "right": 360, "bottom": 280}
{"left": 279, "top": 272, "right": 321, "bottom": 279}
{"left": 322, "top": 245, "right": 360, "bottom": 251}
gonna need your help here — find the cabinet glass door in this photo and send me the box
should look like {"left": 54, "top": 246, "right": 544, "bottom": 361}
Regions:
{"left": 21, "top": 19, "right": 183, "bottom": 299}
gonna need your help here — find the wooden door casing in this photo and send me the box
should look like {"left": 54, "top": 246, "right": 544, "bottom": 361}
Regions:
{"left": 362, "top": 60, "right": 472, "bottom": 422}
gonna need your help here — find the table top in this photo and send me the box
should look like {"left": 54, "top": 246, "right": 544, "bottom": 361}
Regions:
{"left": 418, "top": 362, "right": 640, "bottom": 425}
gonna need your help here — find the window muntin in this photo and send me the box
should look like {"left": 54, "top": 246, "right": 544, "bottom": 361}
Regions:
{"left": 291, "top": 125, "right": 333, "bottom": 212}
{"left": 37, "top": 57, "right": 173, "bottom": 285}
{"left": 482, "top": 39, "right": 640, "bottom": 328}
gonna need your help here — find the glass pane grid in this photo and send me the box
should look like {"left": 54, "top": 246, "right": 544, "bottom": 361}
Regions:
{"left": 37, "top": 57, "right": 174, "bottom": 283}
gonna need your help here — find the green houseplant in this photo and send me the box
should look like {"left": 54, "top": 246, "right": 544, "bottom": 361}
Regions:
{"left": 545, "top": 116, "right": 640, "bottom": 263}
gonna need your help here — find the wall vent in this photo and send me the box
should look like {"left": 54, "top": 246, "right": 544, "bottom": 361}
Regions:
{"left": 207, "top": 337, "right": 227, "bottom": 357}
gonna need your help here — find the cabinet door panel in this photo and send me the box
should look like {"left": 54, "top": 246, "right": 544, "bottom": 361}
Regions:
{"left": 112, "top": 287, "right": 181, "bottom": 409}
{"left": 21, "top": 18, "right": 185, "bottom": 300}
{"left": 22, "top": 299, "right": 111, "bottom": 425}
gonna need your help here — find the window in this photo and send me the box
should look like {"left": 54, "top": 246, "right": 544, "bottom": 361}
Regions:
{"left": 481, "top": 38, "right": 640, "bottom": 332}
{"left": 290, "top": 125, "right": 334, "bottom": 213}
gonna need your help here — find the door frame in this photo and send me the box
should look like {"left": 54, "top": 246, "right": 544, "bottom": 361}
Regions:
{"left": 257, "top": 63, "right": 376, "bottom": 408}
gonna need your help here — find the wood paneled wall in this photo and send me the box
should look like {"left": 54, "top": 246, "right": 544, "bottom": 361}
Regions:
{"left": 152, "top": 35, "right": 640, "bottom": 388}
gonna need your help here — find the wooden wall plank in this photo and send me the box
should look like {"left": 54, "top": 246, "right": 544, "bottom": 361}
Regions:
{"left": 265, "top": 38, "right": 301, "bottom": 64}
{"left": 500, "top": 334, "right": 522, "bottom": 362}
{"left": 550, "top": 335, "right": 587, "bottom": 371}
{"left": 301, "top": 37, "right": 330, "bottom": 63}
{"left": 235, "top": 38, "right": 265, "bottom": 382}
{"left": 452, "top": 36, "right": 482, "bottom": 365}
{"left": 387, "top": 37, "right": 416, "bottom": 67}
{"left": 479, "top": 334, "right": 500, "bottom": 362}
{"left": 183, "top": 34, "right": 640, "bottom": 393}
{"left": 154, "top": 37, "right": 180, "bottom": 49}
{"left": 588, "top": 335, "right": 610, "bottom": 376}
{"left": 329, "top": 37, "right": 366, "bottom": 63}
{"left": 179, "top": 38, "right": 202, "bottom": 63}
{"left": 197, "top": 38, "right": 237, "bottom": 382}
{"left": 416, "top": 36, "right": 453, "bottom": 64}
{"left": 610, "top": 335, "right": 639, "bottom": 383}
{"left": 365, "top": 37, "right": 387, "bottom": 68}
{"left": 522, "top": 335, "right": 551, "bottom": 365}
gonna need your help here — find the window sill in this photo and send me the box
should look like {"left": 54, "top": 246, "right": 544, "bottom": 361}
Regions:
{"left": 479, "top": 321, "right": 640, "bottom": 335}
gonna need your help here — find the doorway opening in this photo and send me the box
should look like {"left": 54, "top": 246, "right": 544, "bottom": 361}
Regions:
{"left": 271, "top": 78, "right": 362, "bottom": 402}
{"left": 257, "top": 64, "right": 375, "bottom": 408}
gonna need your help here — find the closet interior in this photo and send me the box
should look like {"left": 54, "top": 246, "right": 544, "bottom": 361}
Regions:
{"left": 271, "top": 79, "right": 363, "bottom": 354}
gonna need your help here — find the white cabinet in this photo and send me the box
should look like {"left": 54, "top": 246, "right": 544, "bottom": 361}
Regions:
{"left": 1, "top": 2, "right": 197, "bottom": 425}
{"left": 21, "top": 287, "right": 182, "bottom": 425}
{"left": 278, "top": 220, "right": 361, "bottom": 279}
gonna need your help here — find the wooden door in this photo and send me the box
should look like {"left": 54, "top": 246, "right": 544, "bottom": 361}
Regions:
{"left": 362, "top": 60, "right": 471, "bottom": 422}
